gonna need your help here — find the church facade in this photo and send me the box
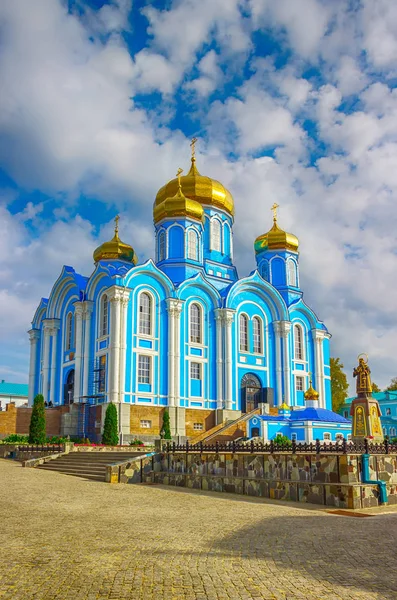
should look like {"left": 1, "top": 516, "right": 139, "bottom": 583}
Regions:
{"left": 28, "top": 147, "right": 332, "bottom": 440}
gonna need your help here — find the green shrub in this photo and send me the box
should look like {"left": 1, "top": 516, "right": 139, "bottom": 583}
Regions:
{"left": 161, "top": 409, "right": 172, "bottom": 439}
{"left": 29, "top": 394, "right": 46, "bottom": 444}
{"left": 129, "top": 438, "right": 143, "bottom": 446}
{"left": 1, "top": 434, "right": 29, "bottom": 444}
{"left": 273, "top": 434, "right": 292, "bottom": 448}
{"left": 46, "top": 436, "right": 69, "bottom": 444}
{"left": 102, "top": 403, "right": 119, "bottom": 446}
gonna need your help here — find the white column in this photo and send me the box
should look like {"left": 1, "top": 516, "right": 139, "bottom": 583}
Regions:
{"left": 273, "top": 322, "right": 283, "bottom": 406}
{"left": 28, "top": 329, "right": 40, "bottom": 406}
{"left": 82, "top": 301, "right": 94, "bottom": 400}
{"left": 50, "top": 321, "right": 60, "bottom": 405}
{"left": 42, "top": 324, "right": 51, "bottom": 403}
{"left": 108, "top": 291, "right": 122, "bottom": 404}
{"left": 166, "top": 299, "right": 183, "bottom": 407}
{"left": 174, "top": 302, "right": 183, "bottom": 406}
{"left": 73, "top": 303, "right": 84, "bottom": 404}
{"left": 223, "top": 309, "right": 235, "bottom": 411}
{"left": 214, "top": 309, "right": 224, "bottom": 410}
{"left": 312, "top": 329, "right": 325, "bottom": 408}
{"left": 118, "top": 292, "right": 130, "bottom": 404}
{"left": 280, "top": 321, "right": 292, "bottom": 405}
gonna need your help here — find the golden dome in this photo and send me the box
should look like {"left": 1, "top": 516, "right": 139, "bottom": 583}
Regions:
{"left": 93, "top": 216, "right": 138, "bottom": 265}
{"left": 255, "top": 203, "right": 299, "bottom": 254}
{"left": 304, "top": 379, "right": 320, "bottom": 401}
{"left": 153, "top": 168, "right": 204, "bottom": 224}
{"left": 279, "top": 402, "right": 290, "bottom": 411}
{"left": 154, "top": 155, "right": 234, "bottom": 223}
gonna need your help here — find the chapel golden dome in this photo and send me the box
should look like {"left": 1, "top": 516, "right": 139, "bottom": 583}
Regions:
{"left": 93, "top": 216, "right": 138, "bottom": 265}
{"left": 279, "top": 402, "right": 291, "bottom": 411}
{"left": 254, "top": 203, "right": 299, "bottom": 254}
{"left": 304, "top": 378, "right": 320, "bottom": 401}
{"left": 153, "top": 168, "right": 204, "bottom": 224}
{"left": 153, "top": 139, "right": 235, "bottom": 223}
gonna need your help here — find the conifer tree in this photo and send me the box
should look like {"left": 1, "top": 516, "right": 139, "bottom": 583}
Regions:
{"left": 29, "top": 394, "right": 46, "bottom": 444}
{"left": 102, "top": 403, "right": 119, "bottom": 446}
{"left": 162, "top": 409, "right": 172, "bottom": 439}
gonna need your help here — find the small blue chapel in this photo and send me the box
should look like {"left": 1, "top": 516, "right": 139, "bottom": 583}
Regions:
{"left": 28, "top": 142, "right": 337, "bottom": 439}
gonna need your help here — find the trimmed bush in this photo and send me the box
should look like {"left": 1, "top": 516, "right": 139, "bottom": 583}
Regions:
{"left": 161, "top": 409, "right": 172, "bottom": 440}
{"left": 1, "top": 434, "right": 29, "bottom": 444}
{"left": 29, "top": 394, "right": 46, "bottom": 444}
{"left": 102, "top": 403, "right": 119, "bottom": 446}
{"left": 273, "top": 433, "right": 292, "bottom": 448}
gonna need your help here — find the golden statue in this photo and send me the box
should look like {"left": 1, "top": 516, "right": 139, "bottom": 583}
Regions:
{"left": 353, "top": 354, "right": 372, "bottom": 395}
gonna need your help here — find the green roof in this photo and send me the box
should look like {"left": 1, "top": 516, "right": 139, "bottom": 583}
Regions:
{"left": 0, "top": 381, "right": 28, "bottom": 397}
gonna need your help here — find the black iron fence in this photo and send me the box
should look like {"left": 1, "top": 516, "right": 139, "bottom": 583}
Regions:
{"left": 165, "top": 438, "right": 397, "bottom": 455}
{"left": 17, "top": 444, "right": 64, "bottom": 454}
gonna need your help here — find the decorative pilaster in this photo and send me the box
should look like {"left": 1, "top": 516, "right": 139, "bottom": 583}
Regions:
{"left": 118, "top": 293, "right": 130, "bottom": 404}
{"left": 49, "top": 321, "right": 60, "bottom": 405}
{"left": 166, "top": 299, "right": 183, "bottom": 407}
{"left": 42, "top": 323, "right": 52, "bottom": 403}
{"left": 28, "top": 329, "right": 40, "bottom": 406}
{"left": 272, "top": 322, "right": 283, "bottom": 406}
{"left": 82, "top": 301, "right": 94, "bottom": 400}
{"left": 222, "top": 309, "right": 235, "bottom": 411}
{"left": 214, "top": 309, "right": 224, "bottom": 410}
{"left": 312, "top": 329, "right": 326, "bottom": 408}
{"left": 73, "top": 303, "right": 84, "bottom": 404}
{"left": 279, "top": 321, "right": 292, "bottom": 405}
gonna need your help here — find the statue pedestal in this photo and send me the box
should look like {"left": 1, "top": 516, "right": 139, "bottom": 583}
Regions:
{"left": 350, "top": 394, "right": 384, "bottom": 443}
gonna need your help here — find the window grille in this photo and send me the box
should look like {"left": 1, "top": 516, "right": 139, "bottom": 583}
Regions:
{"left": 190, "top": 362, "right": 201, "bottom": 380}
{"left": 101, "top": 295, "right": 108, "bottom": 336}
{"left": 294, "top": 325, "right": 303, "bottom": 360}
{"left": 139, "top": 293, "right": 151, "bottom": 336}
{"left": 211, "top": 219, "right": 221, "bottom": 252}
{"left": 140, "top": 420, "right": 151, "bottom": 428}
{"left": 138, "top": 355, "right": 151, "bottom": 384}
{"left": 187, "top": 229, "right": 198, "bottom": 260}
{"left": 190, "top": 304, "right": 201, "bottom": 344}
{"left": 253, "top": 317, "right": 262, "bottom": 353}
{"left": 296, "top": 376, "right": 304, "bottom": 391}
{"left": 158, "top": 231, "right": 166, "bottom": 261}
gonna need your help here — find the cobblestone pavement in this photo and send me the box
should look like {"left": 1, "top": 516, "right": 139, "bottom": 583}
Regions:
{"left": 1, "top": 460, "right": 397, "bottom": 600}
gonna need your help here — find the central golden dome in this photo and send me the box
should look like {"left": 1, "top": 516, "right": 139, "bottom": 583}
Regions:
{"left": 154, "top": 155, "right": 234, "bottom": 223}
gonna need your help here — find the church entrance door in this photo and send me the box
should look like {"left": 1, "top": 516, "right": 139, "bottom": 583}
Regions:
{"left": 64, "top": 369, "right": 75, "bottom": 405}
{"left": 241, "top": 373, "right": 262, "bottom": 413}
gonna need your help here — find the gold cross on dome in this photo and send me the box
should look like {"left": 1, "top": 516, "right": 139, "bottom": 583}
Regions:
{"left": 114, "top": 214, "right": 120, "bottom": 234}
{"left": 190, "top": 137, "right": 198, "bottom": 158}
{"left": 271, "top": 203, "right": 279, "bottom": 222}
{"left": 176, "top": 167, "right": 183, "bottom": 187}
{"left": 308, "top": 372, "right": 312, "bottom": 385}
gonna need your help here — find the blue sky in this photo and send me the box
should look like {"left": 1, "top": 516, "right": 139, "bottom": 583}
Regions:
{"left": 1, "top": 0, "right": 397, "bottom": 391}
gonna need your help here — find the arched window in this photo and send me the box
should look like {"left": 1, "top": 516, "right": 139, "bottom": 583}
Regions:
{"left": 190, "top": 303, "right": 201, "bottom": 344}
{"left": 211, "top": 219, "right": 221, "bottom": 252}
{"left": 158, "top": 231, "right": 166, "bottom": 262}
{"left": 139, "top": 292, "right": 152, "bottom": 336}
{"left": 187, "top": 229, "right": 198, "bottom": 260}
{"left": 288, "top": 260, "right": 297, "bottom": 287}
{"left": 253, "top": 316, "right": 262, "bottom": 354}
{"left": 294, "top": 324, "right": 303, "bottom": 360}
{"left": 66, "top": 313, "right": 73, "bottom": 350}
{"left": 239, "top": 314, "right": 248, "bottom": 352}
{"left": 101, "top": 294, "right": 108, "bottom": 337}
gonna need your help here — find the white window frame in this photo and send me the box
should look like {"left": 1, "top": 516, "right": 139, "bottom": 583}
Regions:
{"left": 253, "top": 316, "right": 262, "bottom": 354}
{"left": 323, "top": 432, "right": 331, "bottom": 441}
{"left": 65, "top": 312, "right": 73, "bottom": 351}
{"left": 239, "top": 314, "right": 248, "bottom": 352}
{"left": 158, "top": 230, "right": 166, "bottom": 262}
{"left": 211, "top": 218, "right": 221, "bottom": 252}
{"left": 190, "top": 362, "right": 201, "bottom": 380}
{"left": 138, "top": 355, "right": 151, "bottom": 384}
{"left": 187, "top": 229, "right": 198, "bottom": 261}
{"left": 193, "top": 422, "right": 204, "bottom": 431}
{"left": 139, "top": 292, "right": 152, "bottom": 336}
{"left": 296, "top": 376, "right": 304, "bottom": 391}
{"left": 291, "top": 433, "right": 297, "bottom": 441}
{"left": 335, "top": 433, "right": 344, "bottom": 442}
{"left": 140, "top": 420, "right": 152, "bottom": 428}
{"left": 189, "top": 303, "right": 202, "bottom": 345}
{"left": 101, "top": 294, "right": 108, "bottom": 337}
{"left": 294, "top": 324, "right": 304, "bottom": 361}
{"left": 287, "top": 259, "right": 297, "bottom": 287}
{"left": 347, "top": 434, "right": 352, "bottom": 441}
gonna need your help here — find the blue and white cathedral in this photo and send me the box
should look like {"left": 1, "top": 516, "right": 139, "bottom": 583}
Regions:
{"left": 28, "top": 145, "right": 334, "bottom": 440}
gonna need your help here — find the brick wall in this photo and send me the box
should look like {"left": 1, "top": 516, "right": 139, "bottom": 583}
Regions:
{"left": 185, "top": 409, "right": 216, "bottom": 438}
{"left": 0, "top": 403, "right": 17, "bottom": 436}
{"left": 0, "top": 403, "right": 66, "bottom": 437}
{"left": 130, "top": 406, "right": 165, "bottom": 436}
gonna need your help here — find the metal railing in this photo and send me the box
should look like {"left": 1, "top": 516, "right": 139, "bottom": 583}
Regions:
{"left": 17, "top": 444, "right": 63, "bottom": 454}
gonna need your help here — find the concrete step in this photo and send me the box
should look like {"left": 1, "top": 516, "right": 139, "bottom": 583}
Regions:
{"left": 39, "top": 469, "right": 104, "bottom": 481}
{"left": 39, "top": 464, "right": 106, "bottom": 474}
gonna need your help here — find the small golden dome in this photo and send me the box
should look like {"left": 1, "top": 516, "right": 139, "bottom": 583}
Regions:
{"left": 279, "top": 402, "right": 290, "bottom": 411}
{"left": 255, "top": 203, "right": 299, "bottom": 254}
{"left": 153, "top": 168, "right": 204, "bottom": 224}
{"left": 304, "top": 379, "right": 320, "bottom": 401}
{"left": 93, "top": 216, "right": 138, "bottom": 265}
{"left": 154, "top": 154, "right": 234, "bottom": 222}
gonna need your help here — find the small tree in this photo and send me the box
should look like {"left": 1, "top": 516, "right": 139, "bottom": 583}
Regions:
{"left": 29, "top": 394, "right": 46, "bottom": 444}
{"left": 161, "top": 409, "right": 172, "bottom": 439}
{"left": 371, "top": 381, "right": 381, "bottom": 393}
{"left": 386, "top": 377, "right": 397, "bottom": 392}
{"left": 330, "top": 357, "right": 349, "bottom": 413}
{"left": 102, "top": 403, "right": 119, "bottom": 446}
{"left": 273, "top": 434, "right": 292, "bottom": 448}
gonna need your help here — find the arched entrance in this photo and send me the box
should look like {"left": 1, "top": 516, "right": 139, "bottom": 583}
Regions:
{"left": 64, "top": 369, "right": 75, "bottom": 405}
{"left": 241, "top": 373, "right": 262, "bottom": 413}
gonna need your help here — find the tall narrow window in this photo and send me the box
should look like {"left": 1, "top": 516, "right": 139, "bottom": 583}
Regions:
{"left": 139, "top": 292, "right": 152, "bottom": 336}
{"left": 98, "top": 355, "right": 106, "bottom": 393}
{"left": 190, "top": 303, "right": 201, "bottom": 344}
{"left": 288, "top": 260, "right": 297, "bottom": 287}
{"left": 294, "top": 325, "right": 303, "bottom": 360}
{"left": 138, "top": 355, "right": 151, "bottom": 384}
{"left": 253, "top": 317, "right": 262, "bottom": 353}
{"left": 190, "top": 362, "right": 201, "bottom": 380}
{"left": 66, "top": 313, "right": 73, "bottom": 350}
{"left": 101, "top": 294, "right": 108, "bottom": 337}
{"left": 158, "top": 231, "right": 166, "bottom": 262}
{"left": 239, "top": 314, "right": 248, "bottom": 352}
{"left": 211, "top": 219, "right": 221, "bottom": 252}
{"left": 187, "top": 229, "right": 198, "bottom": 260}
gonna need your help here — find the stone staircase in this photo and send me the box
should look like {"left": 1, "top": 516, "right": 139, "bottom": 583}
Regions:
{"left": 190, "top": 408, "right": 262, "bottom": 445}
{"left": 37, "top": 452, "right": 140, "bottom": 481}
